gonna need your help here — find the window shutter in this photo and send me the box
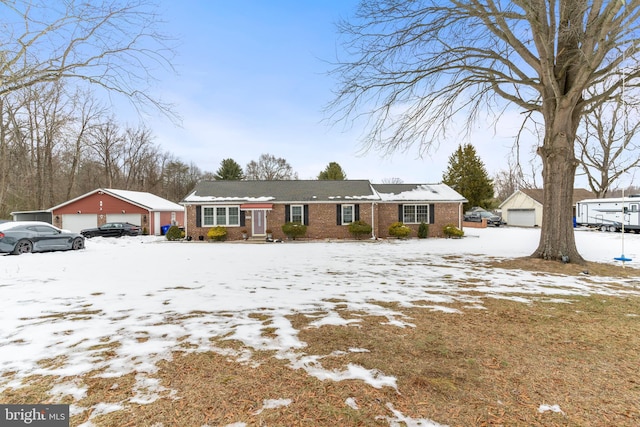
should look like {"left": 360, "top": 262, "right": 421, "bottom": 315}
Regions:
{"left": 304, "top": 204, "right": 309, "bottom": 225}
{"left": 240, "top": 210, "right": 246, "bottom": 227}
{"left": 285, "top": 204, "right": 290, "bottom": 222}
{"left": 429, "top": 204, "right": 435, "bottom": 224}
{"left": 336, "top": 204, "right": 342, "bottom": 225}
{"left": 398, "top": 205, "right": 403, "bottom": 222}
{"left": 355, "top": 204, "right": 360, "bottom": 221}
{"left": 196, "top": 205, "right": 202, "bottom": 227}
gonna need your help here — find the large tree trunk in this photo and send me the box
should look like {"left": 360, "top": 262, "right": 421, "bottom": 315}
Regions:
{"left": 533, "top": 106, "right": 584, "bottom": 263}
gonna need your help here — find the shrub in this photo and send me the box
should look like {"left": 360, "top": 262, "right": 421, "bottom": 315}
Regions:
{"left": 165, "top": 225, "right": 183, "bottom": 241}
{"left": 443, "top": 224, "right": 464, "bottom": 238}
{"left": 142, "top": 227, "right": 149, "bottom": 236}
{"left": 348, "top": 220, "right": 372, "bottom": 239}
{"left": 281, "top": 222, "right": 307, "bottom": 240}
{"left": 418, "top": 222, "right": 429, "bottom": 239}
{"left": 388, "top": 221, "right": 411, "bottom": 239}
{"left": 207, "top": 226, "right": 227, "bottom": 241}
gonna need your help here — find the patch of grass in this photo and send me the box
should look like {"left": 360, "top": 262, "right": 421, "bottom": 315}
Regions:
{"left": 491, "top": 256, "right": 640, "bottom": 278}
{"left": 2, "top": 264, "right": 639, "bottom": 426}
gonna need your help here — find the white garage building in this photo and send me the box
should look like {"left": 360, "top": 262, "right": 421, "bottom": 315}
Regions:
{"left": 499, "top": 188, "right": 594, "bottom": 227}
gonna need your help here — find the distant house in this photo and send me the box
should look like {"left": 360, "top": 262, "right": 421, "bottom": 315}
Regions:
{"left": 499, "top": 188, "right": 594, "bottom": 227}
{"left": 181, "top": 180, "right": 467, "bottom": 240}
{"left": 49, "top": 188, "right": 185, "bottom": 234}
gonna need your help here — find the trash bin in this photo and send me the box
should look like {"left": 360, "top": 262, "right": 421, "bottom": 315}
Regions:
{"left": 161, "top": 225, "right": 171, "bottom": 235}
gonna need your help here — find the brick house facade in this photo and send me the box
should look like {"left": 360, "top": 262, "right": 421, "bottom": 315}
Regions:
{"left": 182, "top": 180, "right": 466, "bottom": 241}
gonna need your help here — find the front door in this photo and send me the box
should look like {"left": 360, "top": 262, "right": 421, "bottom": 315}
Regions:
{"left": 253, "top": 210, "right": 266, "bottom": 235}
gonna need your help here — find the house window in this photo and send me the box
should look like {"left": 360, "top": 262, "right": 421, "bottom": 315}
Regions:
{"left": 403, "top": 204, "right": 429, "bottom": 224}
{"left": 202, "top": 206, "right": 240, "bottom": 226}
{"left": 290, "top": 205, "right": 304, "bottom": 223}
{"left": 342, "top": 204, "right": 354, "bottom": 224}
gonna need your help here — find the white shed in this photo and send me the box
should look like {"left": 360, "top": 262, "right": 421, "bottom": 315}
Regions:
{"left": 499, "top": 188, "right": 594, "bottom": 227}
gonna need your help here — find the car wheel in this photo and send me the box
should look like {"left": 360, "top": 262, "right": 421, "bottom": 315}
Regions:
{"left": 72, "top": 238, "right": 84, "bottom": 250}
{"left": 12, "top": 239, "right": 33, "bottom": 255}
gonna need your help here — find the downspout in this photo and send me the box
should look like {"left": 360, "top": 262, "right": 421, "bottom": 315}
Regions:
{"left": 371, "top": 202, "right": 376, "bottom": 239}
{"left": 182, "top": 204, "right": 188, "bottom": 239}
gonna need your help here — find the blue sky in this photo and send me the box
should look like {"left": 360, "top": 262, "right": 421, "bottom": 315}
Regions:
{"left": 139, "top": 1, "right": 532, "bottom": 183}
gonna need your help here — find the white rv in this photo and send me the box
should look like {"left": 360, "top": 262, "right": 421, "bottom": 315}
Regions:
{"left": 575, "top": 196, "right": 640, "bottom": 232}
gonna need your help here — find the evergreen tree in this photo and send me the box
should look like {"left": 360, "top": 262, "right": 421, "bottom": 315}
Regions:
{"left": 442, "top": 144, "right": 494, "bottom": 210}
{"left": 318, "top": 162, "right": 347, "bottom": 180}
{"left": 213, "top": 158, "right": 244, "bottom": 180}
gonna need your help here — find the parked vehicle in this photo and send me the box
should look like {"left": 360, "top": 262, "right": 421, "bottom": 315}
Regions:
{"left": 464, "top": 210, "right": 505, "bottom": 226}
{"left": 0, "top": 221, "right": 85, "bottom": 255}
{"left": 576, "top": 196, "right": 640, "bottom": 232}
{"left": 81, "top": 222, "right": 141, "bottom": 238}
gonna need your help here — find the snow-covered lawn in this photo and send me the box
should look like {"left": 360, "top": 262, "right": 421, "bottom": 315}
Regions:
{"left": 1, "top": 227, "right": 639, "bottom": 426}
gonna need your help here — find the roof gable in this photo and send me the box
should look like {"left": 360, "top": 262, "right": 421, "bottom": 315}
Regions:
{"left": 501, "top": 188, "right": 594, "bottom": 207}
{"left": 105, "top": 189, "right": 183, "bottom": 211}
{"left": 49, "top": 188, "right": 183, "bottom": 212}
{"left": 371, "top": 183, "right": 467, "bottom": 202}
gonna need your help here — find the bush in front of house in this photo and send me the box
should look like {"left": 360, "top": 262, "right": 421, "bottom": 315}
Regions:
{"left": 388, "top": 221, "right": 411, "bottom": 239}
{"left": 443, "top": 223, "right": 464, "bottom": 238}
{"left": 282, "top": 222, "right": 307, "bottom": 240}
{"left": 348, "top": 220, "right": 372, "bottom": 239}
{"left": 418, "top": 222, "right": 429, "bottom": 239}
{"left": 165, "top": 225, "right": 182, "bottom": 241}
{"left": 207, "top": 226, "right": 227, "bottom": 241}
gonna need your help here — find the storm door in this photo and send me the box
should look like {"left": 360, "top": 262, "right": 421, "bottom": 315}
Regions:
{"left": 252, "top": 210, "right": 266, "bottom": 235}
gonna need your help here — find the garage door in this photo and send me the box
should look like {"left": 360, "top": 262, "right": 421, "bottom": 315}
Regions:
{"left": 507, "top": 209, "right": 536, "bottom": 227}
{"left": 106, "top": 213, "right": 142, "bottom": 225}
{"left": 61, "top": 214, "right": 97, "bottom": 233}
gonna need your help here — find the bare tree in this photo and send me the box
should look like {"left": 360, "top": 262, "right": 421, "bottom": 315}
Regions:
{"left": 161, "top": 158, "right": 201, "bottom": 202}
{"left": 576, "top": 92, "right": 640, "bottom": 198}
{"left": 88, "top": 119, "right": 124, "bottom": 188}
{"left": 20, "top": 82, "right": 72, "bottom": 208}
{"left": 121, "top": 126, "right": 159, "bottom": 190}
{"left": 0, "top": 0, "right": 176, "bottom": 116}
{"left": 61, "top": 90, "right": 107, "bottom": 200}
{"left": 493, "top": 160, "right": 531, "bottom": 202}
{"left": 329, "top": 1, "right": 640, "bottom": 263}
{"left": 245, "top": 153, "right": 298, "bottom": 180}
{"left": 380, "top": 177, "right": 404, "bottom": 184}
